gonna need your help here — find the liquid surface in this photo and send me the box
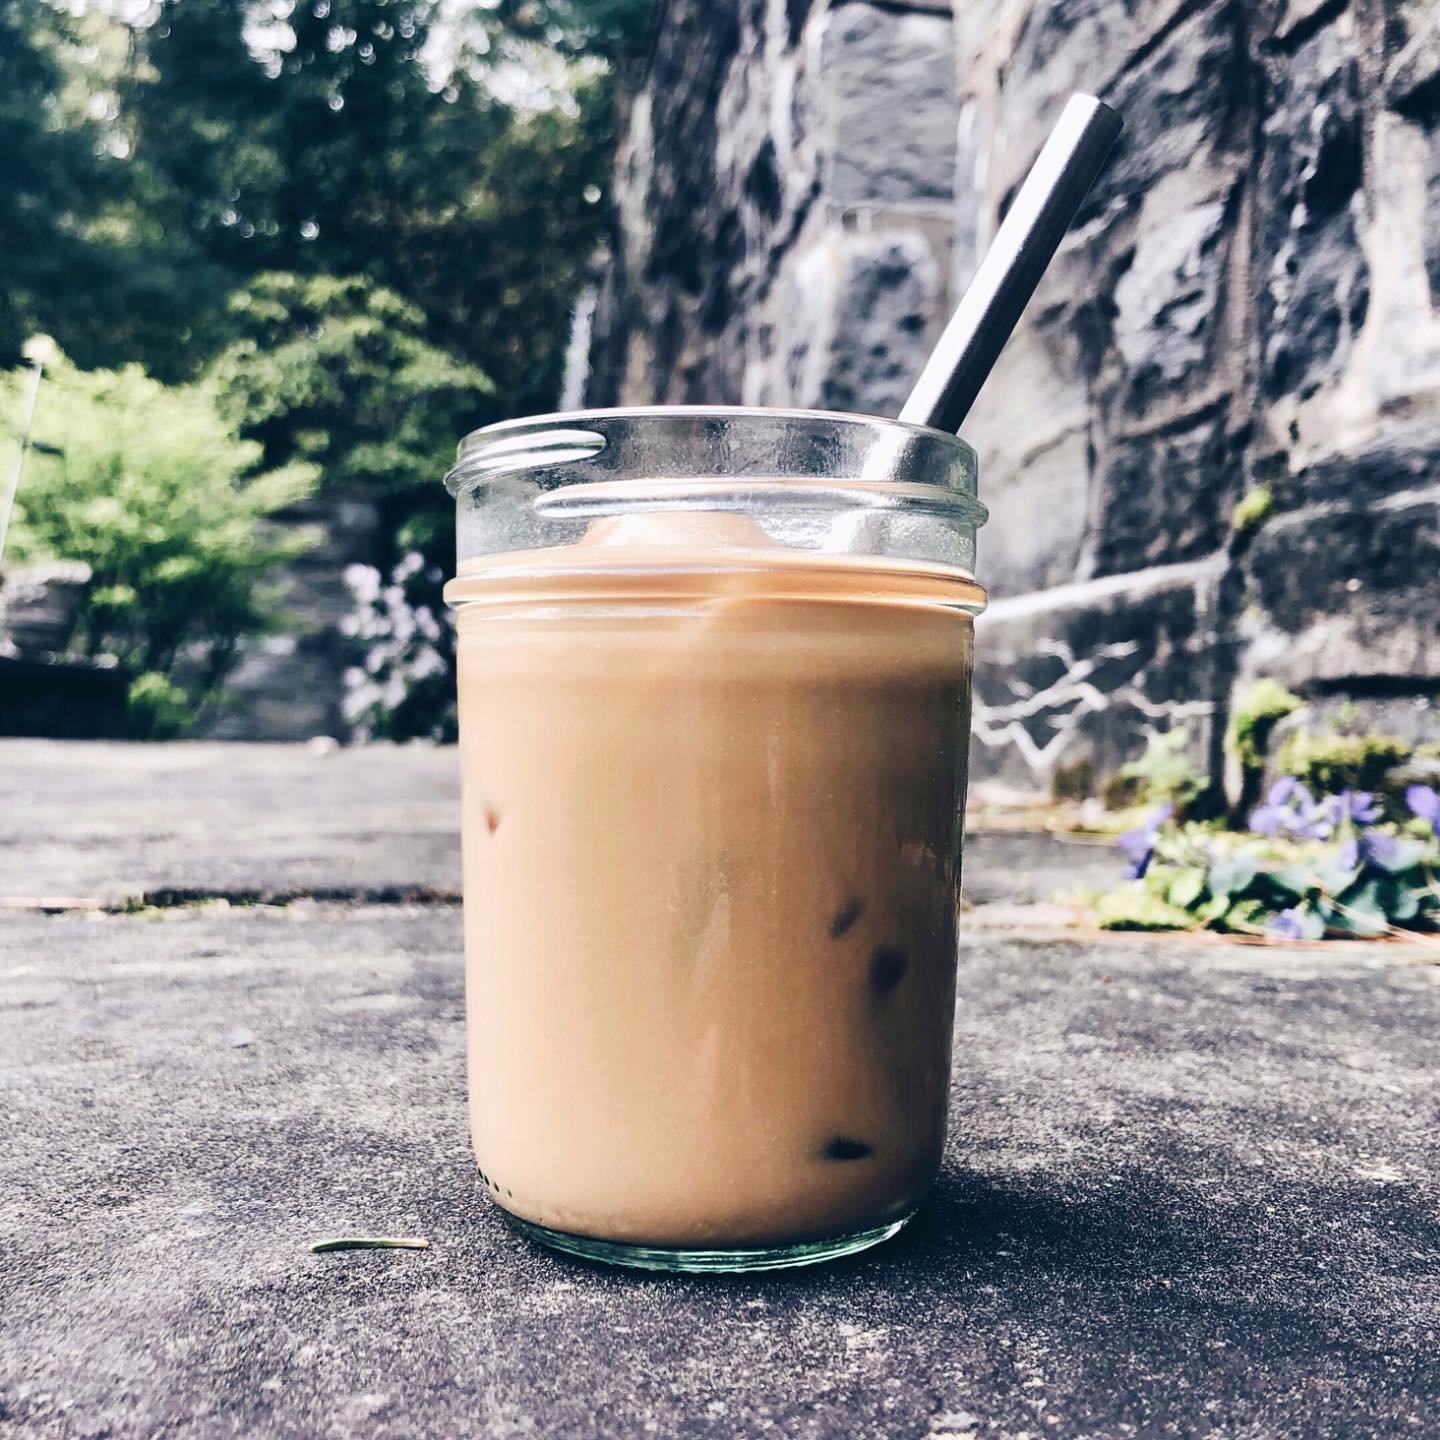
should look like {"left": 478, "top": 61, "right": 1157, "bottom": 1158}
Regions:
{"left": 452, "top": 520, "right": 980, "bottom": 1247}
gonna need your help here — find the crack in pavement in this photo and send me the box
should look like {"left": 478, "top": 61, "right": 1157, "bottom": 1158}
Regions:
{"left": 0, "top": 884, "right": 463, "bottom": 915}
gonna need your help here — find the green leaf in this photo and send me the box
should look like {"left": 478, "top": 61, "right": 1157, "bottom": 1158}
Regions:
{"left": 1223, "top": 898, "right": 1270, "bottom": 933}
{"left": 1385, "top": 880, "right": 1421, "bottom": 923}
{"left": 1207, "top": 853, "right": 1258, "bottom": 899}
{"left": 1197, "top": 893, "right": 1232, "bottom": 924}
{"left": 90, "top": 583, "right": 138, "bottom": 609}
{"left": 1165, "top": 866, "right": 1207, "bottom": 910}
{"left": 1293, "top": 904, "right": 1328, "bottom": 942}
{"left": 1329, "top": 880, "right": 1389, "bottom": 937}
{"left": 1117, "top": 728, "right": 1206, "bottom": 809}
{"left": 1094, "top": 886, "right": 1195, "bottom": 932}
{"left": 1268, "top": 864, "right": 1320, "bottom": 900}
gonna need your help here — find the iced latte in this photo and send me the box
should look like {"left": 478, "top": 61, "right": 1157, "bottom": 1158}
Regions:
{"left": 445, "top": 409, "right": 987, "bottom": 1271}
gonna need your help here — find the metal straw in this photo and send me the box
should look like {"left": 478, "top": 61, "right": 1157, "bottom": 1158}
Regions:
{"left": 899, "top": 93, "right": 1123, "bottom": 435}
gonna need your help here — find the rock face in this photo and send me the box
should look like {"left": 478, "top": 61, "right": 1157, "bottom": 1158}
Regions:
{"left": 584, "top": 0, "right": 1440, "bottom": 796}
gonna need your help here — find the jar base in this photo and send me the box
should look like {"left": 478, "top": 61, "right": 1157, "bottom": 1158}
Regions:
{"left": 503, "top": 1209, "right": 916, "bottom": 1273}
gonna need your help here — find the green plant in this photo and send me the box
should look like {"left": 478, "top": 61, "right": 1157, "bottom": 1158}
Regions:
{"left": 1095, "top": 783, "right": 1440, "bottom": 939}
{"left": 1228, "top": 679, "right": 1302, "bottom": 774}
{"left": 124, "top": 670, "right": 194, "bottom": 740}
{"left": 1117, "top": 727, "right": 1206, "bottom": 809}
{"left": 1093, "top": 886, "right": 1195, "bottom": 932}
{"left": 1275, "top": 729, "right": 1413, "bottom": 799}
{"left": 3, "top": 346, "right": 317, "bottom": 732}
{"left": 122, "top": 0, "right": 617, "bottom": 409}
{"left": 1226, "top": 678, "right": 1302, "bottom": 820}
{"left": 1230, "top": 485, "right": 1274, "bottom": 535}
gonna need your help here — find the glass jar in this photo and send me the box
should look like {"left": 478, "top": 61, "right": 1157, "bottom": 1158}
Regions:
{"left": 444, "top": 407, "right": 987, "bottom": 1272}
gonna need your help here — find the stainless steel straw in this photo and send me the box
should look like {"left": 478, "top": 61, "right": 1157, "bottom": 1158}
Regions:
{"left": 899, "top": 94, "right": 1123, "bottom": 435}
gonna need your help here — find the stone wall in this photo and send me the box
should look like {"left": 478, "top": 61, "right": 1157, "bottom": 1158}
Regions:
{"left": 584, "top": 0, "right": 1440, "bottom": 798}
{"left": 0, "top": 497, "right": 378, "bottom": 741}
{"left": 0, "top": 562, "right": 128, "bottom": 738}
{"left": 205, "top": 494, "right": 380, "bottom": 742}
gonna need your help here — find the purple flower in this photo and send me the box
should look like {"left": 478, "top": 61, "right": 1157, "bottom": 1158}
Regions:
{"left": 1332, "top": 790, "right": 1382, "bottom": 827}
{"left": 1248, "top": 778, "right": 1295, "bottom": 836}
{"left": 1358, "top": 828, "right": 1403, "bottom": 870}
{"left": 1118, "top": 802, "right": 1174, "bottom": 879}
{"left": 1267, "top": 907, "right": 1307, "bottom": 941}
{"left": 1293, "top": 811, "right": 1336, "bottom": 842}
{"left": 1249, "top": 779, "right": 1334, "bottom": 840}
{"left": 1248, "top": 807, "right": 1281, "bottom": 837}
{"left": 1407, "top": 784, "right": 1440, "bottom": 838}
{"left": 1334, "top": 836, "right": 1360, "bottom": 873}
{"left": 1118, "top": 828, "right": 1155, "bottom": 879}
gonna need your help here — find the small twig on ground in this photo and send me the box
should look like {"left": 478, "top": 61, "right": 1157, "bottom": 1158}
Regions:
{"left": 1323, "top": 896, "right": 1440, "bottom": 949}
{"left": 309, "top": 1237, "right": 430, "bottom": 1254}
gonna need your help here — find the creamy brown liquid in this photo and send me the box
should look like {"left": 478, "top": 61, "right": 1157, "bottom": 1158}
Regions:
{"left": 450, "top": 516, "right": 981, "bottom": 1247}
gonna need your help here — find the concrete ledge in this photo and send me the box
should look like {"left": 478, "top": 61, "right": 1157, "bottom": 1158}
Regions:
{"left": 973, "top": 558, "right": 1225, "bottom": 793}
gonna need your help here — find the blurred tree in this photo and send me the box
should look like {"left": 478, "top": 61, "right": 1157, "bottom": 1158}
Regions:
{"left": 207, "top": 272, "right": 492, "bottom": 497}
{"left": 0, "top": 1, "right": 112, "bottom": 365}
{"left": 124, "top": 0, "right": 621, "bottom": 413}
{"left": 3, "top": 0, "right": 652, "bottom": 742}
{"left": 479, "top": 0, "right": 657, "bottom": 65}
{"left": 0, "top": 2, "right": 240, "bottom": 379}
{"left": 117, "top": 0, "right": 283, "bottom": 277}
{"left": 2, "top": 349, "right": 317, "bottom": 735}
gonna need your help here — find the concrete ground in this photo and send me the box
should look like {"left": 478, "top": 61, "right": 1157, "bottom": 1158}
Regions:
{"left": 2, "top": 743, "right": 1437, "bottom": 1437}
{"left": 0, "top": 740, "right": 1119, "bottom": 910}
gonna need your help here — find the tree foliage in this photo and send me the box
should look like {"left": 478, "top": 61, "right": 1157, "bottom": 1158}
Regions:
{"left": 478, "top": 0, "right": 657, "bottom": 64}
{"left": 0, "top": 1, "right": 112, "bottom": 364}
{"left": 208, "top": 272, "right": 493, "bottom": 496}
{"left": 0, "top": 0, "right": 648, "bottom": 737}
{"left": 3, "top": 349, "right": 317, "bottom": 733}
{"left": 120, "top": 0, "right": 617, "bottom": 411}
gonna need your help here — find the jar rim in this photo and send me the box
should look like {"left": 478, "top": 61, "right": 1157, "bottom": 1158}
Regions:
{"left": 446, "top": 405, "right": 981, "bottom": 507}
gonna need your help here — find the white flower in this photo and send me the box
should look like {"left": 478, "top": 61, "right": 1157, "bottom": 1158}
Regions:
{"left": 343, "top": 563, "right": 382, "bottom": 605}
{"left": 339, "top": 552, "right": 455, "bottom": 740}
{"left": 408, "top": 644, "right": 447, "bottom": 680}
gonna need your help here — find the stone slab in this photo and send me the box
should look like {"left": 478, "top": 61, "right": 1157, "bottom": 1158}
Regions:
{"left": 0, "top": 741, "right": 1123, "bottom": 909}
{"left": 2, "top": 906, "right": 1437, "bottom": 1437}
{"left": 962, "top": 829, "right": 1119, "bottom": 905}
{"left": 971, "top": 562, "right": 1225, "bottom": 795}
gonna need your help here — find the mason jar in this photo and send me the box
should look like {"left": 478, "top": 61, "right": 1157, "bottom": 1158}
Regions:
{"left": 443, "top": 407, "right": 987, "bottom": 1272}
